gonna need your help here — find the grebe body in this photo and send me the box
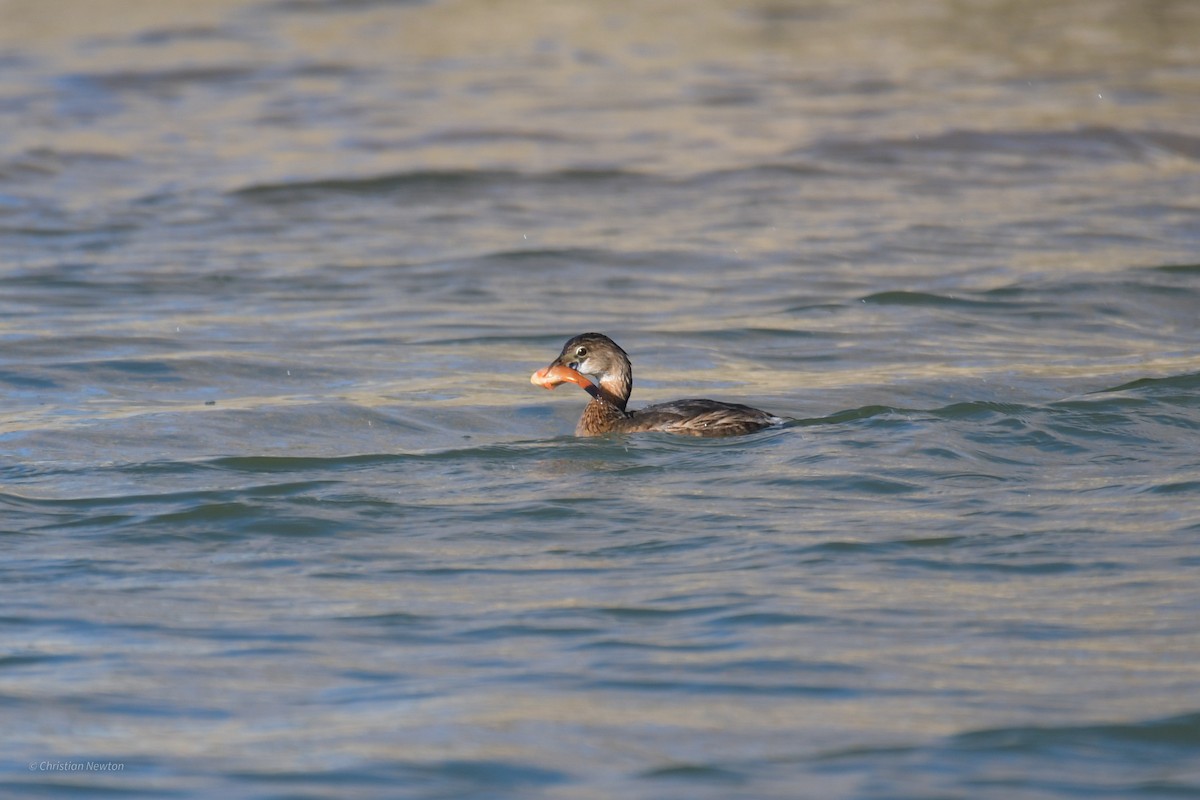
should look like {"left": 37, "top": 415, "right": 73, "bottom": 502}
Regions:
{"left": 531, "top": 333, "right": 783, "bottom": 437}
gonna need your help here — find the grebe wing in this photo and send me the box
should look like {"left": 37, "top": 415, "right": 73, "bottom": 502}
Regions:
{"left": 621, "top": 399, "right": 783, "bottom": 437}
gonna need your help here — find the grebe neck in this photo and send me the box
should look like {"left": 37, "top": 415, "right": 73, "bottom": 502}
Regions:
{"left": 596, "top": 365, "right": 631, "bottom": 411}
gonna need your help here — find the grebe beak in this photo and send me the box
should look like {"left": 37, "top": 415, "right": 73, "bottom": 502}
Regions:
{"left": 531, "top": 363, "right": 593, "bottom": 391}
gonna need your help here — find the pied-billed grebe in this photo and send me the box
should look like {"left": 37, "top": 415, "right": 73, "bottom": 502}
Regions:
{"left": 530, "top": 333, "right": 784, "bottom": 437}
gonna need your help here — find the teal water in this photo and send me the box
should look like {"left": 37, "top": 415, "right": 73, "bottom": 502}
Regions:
{"left": 3, "top": 1, "right": 1200, "bottom": 798}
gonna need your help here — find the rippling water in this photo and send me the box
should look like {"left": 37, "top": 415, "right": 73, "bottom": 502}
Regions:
{"left": 3, "top": 1, "right": 1200, "bottom": 797}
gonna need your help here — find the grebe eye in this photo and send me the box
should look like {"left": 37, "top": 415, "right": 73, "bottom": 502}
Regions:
{"left": 575, "top": 346, "right": 587, "bottom": 357}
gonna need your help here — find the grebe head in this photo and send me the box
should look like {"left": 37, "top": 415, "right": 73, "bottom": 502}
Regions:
{"left": 530, "top": 333, "right": 632, "bottom": 403}
{"left": 555, "top": 332, "right": 628, "bottom": 382}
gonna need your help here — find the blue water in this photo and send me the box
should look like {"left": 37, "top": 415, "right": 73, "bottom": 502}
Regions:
{"left": 3, "top": 1, "right": 1200, "bottom": 798}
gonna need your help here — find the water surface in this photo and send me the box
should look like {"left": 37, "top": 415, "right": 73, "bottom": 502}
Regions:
{"left": 2, "top": 1, "right": 1200, "bottom": 797}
